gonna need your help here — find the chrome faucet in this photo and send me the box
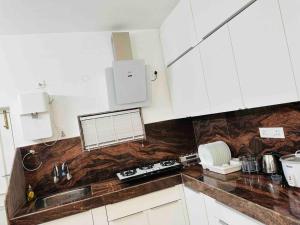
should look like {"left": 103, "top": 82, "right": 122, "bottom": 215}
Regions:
{"left": 61, "top": 162, "right": 72, "bottom": 181}
{"left": 52, "top": 162, "right": 72, "bottom": 184}
{"left": 52, "top": 163, "right": 59, "bottom": 184}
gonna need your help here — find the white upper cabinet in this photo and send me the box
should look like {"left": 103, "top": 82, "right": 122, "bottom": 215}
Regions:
{"left": 167, "top": 46, "right": 210, "bottom": 118}
{"left": 190, "top": 0, "right": 253, "bottom": 41}
{"left": 228, "top": 0, "right": 298, "bottom": 109}
{"left": 279, "top": 0, "right": 300, "bottom": 96}
{"left": 199, "top": 25, "right": 244, "bottom": 113}
{"left": 160, "top": 0, "right": 197, "bottom": 66}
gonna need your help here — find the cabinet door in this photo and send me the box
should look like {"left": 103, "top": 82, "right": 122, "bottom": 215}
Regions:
{"left": 109, "top": 211, "right": 149, "bottom": 225}
{"left": 184, "top": 187, "right": 209, "bottom": 225}
{"left": 160, "top": 0, "right": 197, "bottom": 66}
{"left": 148, "top": 200, "right": 187, "bottom": 225}
{"left": 167, "top": 47, "right": 210, "bottom": 118}
{"left": 92, "top": 206, "right": 109, "bottom": 225}
{"left": 190, "top": 0, "right": 252, "bottom": 40}
{"left": 203, "top": 195, "right": 219, "bottom": 225}
{"left": 228, "top": 0, "right": 298, "bottom": 108}
{"left": 215, "top": 202, "right": 264, "bottom": 225}
{"left": 199, "top": 25, "right": 244, "bottom": 113}
{"left": 39, "top": 211, "right": 94, "bottom": 225}
{"left": 0, "top": 207, "right": 7, "bottom": 225}
{"left": 279, "top": 0, "right": 300, "bottom": 96}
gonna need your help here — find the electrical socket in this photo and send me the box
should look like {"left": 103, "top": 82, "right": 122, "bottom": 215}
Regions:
{"left": 259, "top": 127, "right": 285, "bottom": 139}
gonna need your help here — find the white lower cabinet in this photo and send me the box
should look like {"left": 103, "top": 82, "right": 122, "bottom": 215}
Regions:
{"left": 184, "top": 187, "right": 209, "bottom": 225}
{"left": 92, "top": 206, "right": 109, "bottom": 225}
{"left": 39, "top": 210, "right": 94, "bottom": 225}
{"left": 0, "top": 207, "right": 7, "bottom": 225}
{"left": 107, "top": 185, "right": 189, "bottom": 225}
{"left": 184, "top": 187, "right": 264, "bottom": 225}
{"left": 0, "top": 195, "right": 7, "bottom": 225}
{"left": 203, "top": 194, "right": 264, "bottom": 225}
{"left": 109, "top": 211, "right": 148, "bottom": 225}
{"left": 148, "top": 200, "right": 187, "bottom": 225}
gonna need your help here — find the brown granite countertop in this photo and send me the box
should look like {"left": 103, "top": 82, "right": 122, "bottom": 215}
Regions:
{"left": 9, "top": 165, "right": 300, "bottom": 225}
{"left": 183, "top": 165, "right": 300, "bottom": 225}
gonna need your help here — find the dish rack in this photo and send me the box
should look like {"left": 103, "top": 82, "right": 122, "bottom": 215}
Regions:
{"left": 201, "top": 159, "right": 242, "bottom": 175}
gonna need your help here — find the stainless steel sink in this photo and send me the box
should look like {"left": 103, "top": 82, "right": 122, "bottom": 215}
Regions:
{"left": 35, "top": 186, "right": 91, "bottom": 209}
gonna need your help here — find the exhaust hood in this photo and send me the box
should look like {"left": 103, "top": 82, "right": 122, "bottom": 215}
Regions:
{"left": 105, "top": 32, "right": 151, "bottom": 110}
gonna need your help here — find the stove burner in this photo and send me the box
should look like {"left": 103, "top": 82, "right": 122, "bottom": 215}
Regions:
{"left": 160, "top": 160, "right": 176, "bottom": 167}
{"left": 139, "top": 164, "right": 154, "bottom": 170}
{"left": 120, "top": 169, "right": 137, "bottom": 177}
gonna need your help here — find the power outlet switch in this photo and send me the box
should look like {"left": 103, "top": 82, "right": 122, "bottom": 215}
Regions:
{"left": 259, "top": 127, "right": 285, "bottom": 139}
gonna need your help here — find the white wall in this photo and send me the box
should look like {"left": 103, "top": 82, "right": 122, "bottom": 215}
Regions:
{"left": 0, "top": 29, "right": 174, "bottom": 147}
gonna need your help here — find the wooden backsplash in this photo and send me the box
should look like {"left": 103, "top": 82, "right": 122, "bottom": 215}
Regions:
{"left": 19, "top": 119, "right": 196, "bottom": 196}
{"left": 193, "top": 102, "right": 300, "bottom": 157}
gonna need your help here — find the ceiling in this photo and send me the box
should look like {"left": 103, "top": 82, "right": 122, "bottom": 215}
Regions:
{"left": 0, "top": 0, "right": 179, "bottom": 35}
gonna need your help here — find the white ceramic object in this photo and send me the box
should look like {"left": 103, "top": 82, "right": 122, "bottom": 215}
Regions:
{"left": 198, "top": 141, "right": 232, "bottom": 166}
{"left": 280, "top": 150, "right": 300, "bottom": 188}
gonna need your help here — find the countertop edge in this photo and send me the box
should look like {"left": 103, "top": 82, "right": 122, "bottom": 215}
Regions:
{"left": 182, "top": 173, "right": 300, "bottom": 225}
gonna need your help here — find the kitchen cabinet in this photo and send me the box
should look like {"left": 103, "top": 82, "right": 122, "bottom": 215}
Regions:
{"left": 199, "top": 25, "right": 244, "bottom": 113}
{"left": 160, "top": 0, "right": 197, "bottom": 66}
{"left": 184, "top": 187, "right": 209, "bottom": 225}
{"left": 109, "top": 211, "right": 148, "bottom": 225}
{"left": 190, "top": 0, "right": 253, "bottom": 41}
{"left": 228, "top": 0, "right": 298, "bottom": 109}
{"left": 0, "top": 194, "right": 7, "bottom": 225}
{"left": 148, "top": 200, "right": 188, "bottom": 225}
{"left": 202, "top": 194, "right": 264, "bottom": 225}
{"left": 107, "top": 185, "right": 188, "bottom": 225}
{"left": 39, "top": 210, "right": 94, "bottom": 225}
{"left": 92, "top": 206, "right": 109, "bottom": 225}
{"left": 167, "top": 46, "right": 210, "bottom": 118}
{"left": 278, "top": 0, "right": 300, "bottom": 97}
{"left": 0, "top": 207, "right": 7, "bottom": 225}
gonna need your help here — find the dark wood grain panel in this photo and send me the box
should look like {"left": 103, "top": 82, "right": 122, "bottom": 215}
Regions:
{"left": 19, "top": 119, "right": 196, "bottom": 197}
{"left": 193, "top": 103, "right": 300, "bottom": 157}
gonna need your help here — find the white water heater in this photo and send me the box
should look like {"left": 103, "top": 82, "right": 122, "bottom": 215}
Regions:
{"left": 19, "top": 92, "right": 53, "bottom": 140}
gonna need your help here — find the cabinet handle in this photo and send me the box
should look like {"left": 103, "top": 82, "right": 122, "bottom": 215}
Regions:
{"left": 219, "top": 219, "right": 229, "bottom": 225}
{"left": 3, "top": 110, "right": 9, "bottom": 130}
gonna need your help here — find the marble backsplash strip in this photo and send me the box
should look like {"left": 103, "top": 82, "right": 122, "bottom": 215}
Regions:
{"left": 193, "top": 102, "right": 300, "bottom": 157}
{"left": 19, "top": 118, "right": 196, "bottom": 196}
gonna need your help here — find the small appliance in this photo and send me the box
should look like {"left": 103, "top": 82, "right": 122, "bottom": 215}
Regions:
{"left": 179, "top": 153, "right": 200, "bottom": 167}
{"left": 262, "top": 151, "right": 281, "bottom": 174}
{"left": 280, "top": 150, "right": 300, "bottom": 188}
{"left": 116, "top": 160, "right": 181, "bottom": 182}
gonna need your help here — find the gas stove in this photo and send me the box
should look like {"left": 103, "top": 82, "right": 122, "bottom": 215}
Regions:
{"left": 116, "top": 160, "right": 182, "bottom": 182}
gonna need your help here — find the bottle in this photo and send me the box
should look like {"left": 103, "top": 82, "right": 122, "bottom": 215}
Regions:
{"left": 27, "top": 185, "right": 35, "bottom": 202}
